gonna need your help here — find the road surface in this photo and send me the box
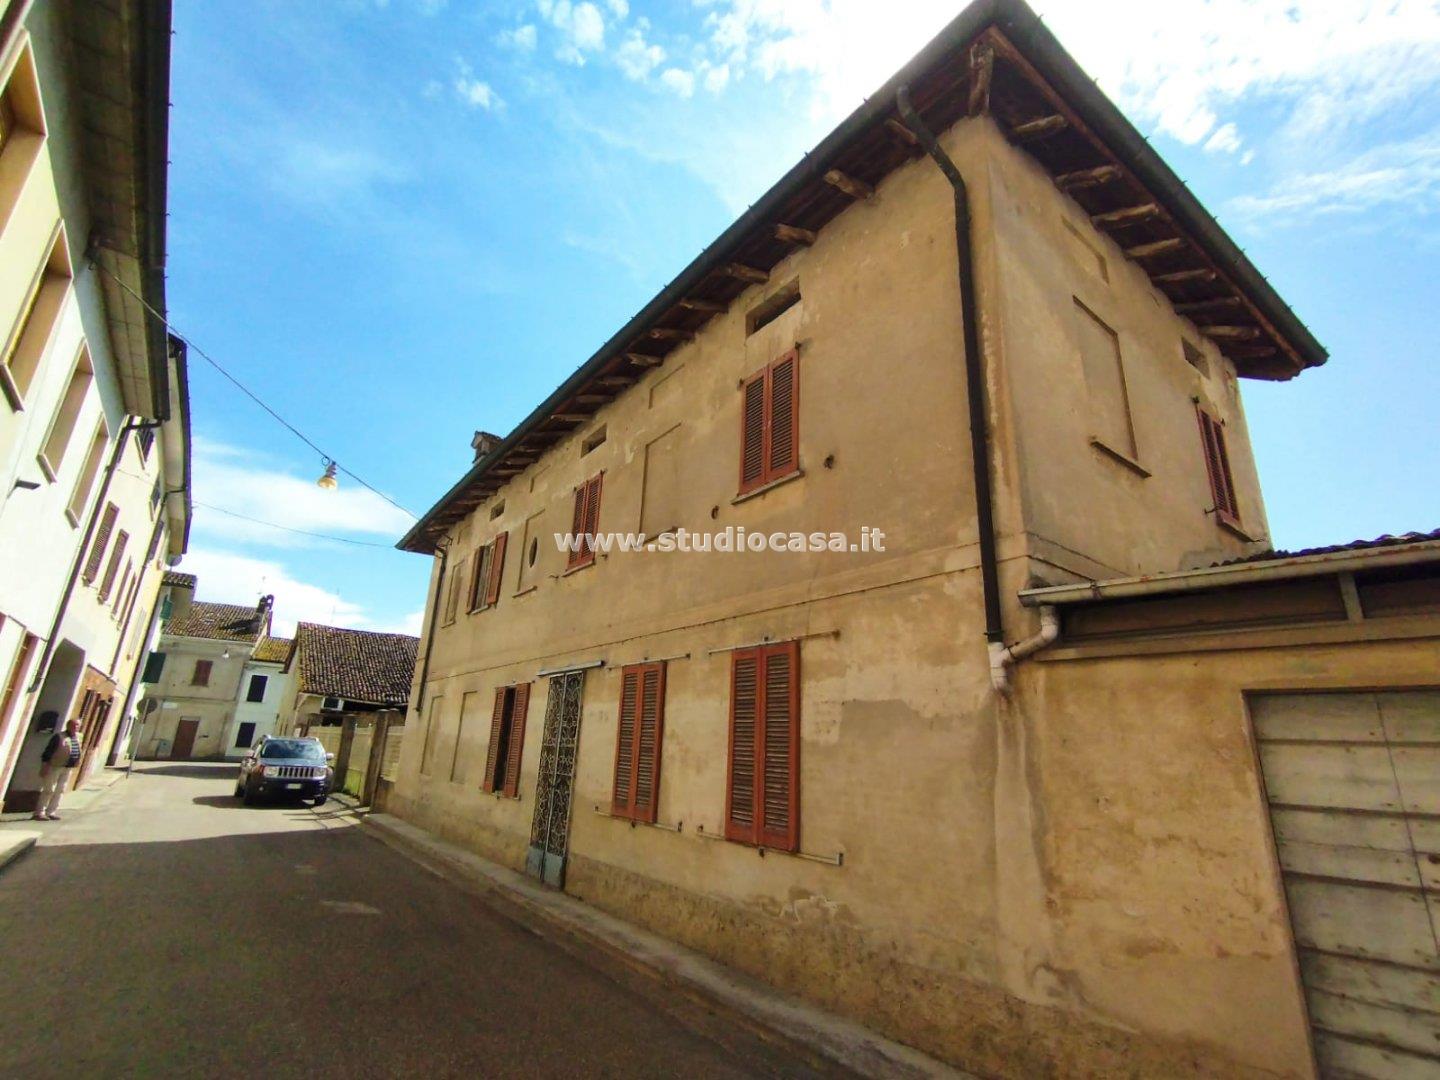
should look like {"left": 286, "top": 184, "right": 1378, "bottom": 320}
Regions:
{"left": 0, "top": 762, "right": 822, "bottom": 1078}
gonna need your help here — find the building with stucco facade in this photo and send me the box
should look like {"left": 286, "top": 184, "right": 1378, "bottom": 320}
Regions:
{"left": 0, "top": 0, "right": 189, "bottom": 810}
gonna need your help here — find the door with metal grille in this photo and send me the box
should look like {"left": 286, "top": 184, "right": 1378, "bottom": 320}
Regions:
{"left": 526, "top": 670, "right": 586, "bottom": 887}
{"left": 1252, "top": 691, "right": 1439, "bottom": 1079}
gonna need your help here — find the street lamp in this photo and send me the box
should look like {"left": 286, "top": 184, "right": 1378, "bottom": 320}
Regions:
{"left": 316, "top": 459, "right": 338, "bottom": 490}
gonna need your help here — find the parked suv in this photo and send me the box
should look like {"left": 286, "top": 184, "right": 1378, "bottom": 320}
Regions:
{"left": 236, "top": 737, "right": 333, "bottom": 806}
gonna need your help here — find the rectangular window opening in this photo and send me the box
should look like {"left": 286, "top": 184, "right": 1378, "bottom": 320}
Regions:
{"left": 235, "top": 721, "right": 257, "bottom": 749}
{"left": 39, "top": 348, "right": 94, "bottom": 478}
{"left": 581, "top": 425, "right": 607, "bottom": 457}
{"left": 1196, "top": 406, "right": 1241, "bottom": 529}
{"left": 1182, "top": 339, "right": 1210, "bottom": 377}
{"left": 2, "top": 228, "right": 72, "bottom": 409}
{"left": 738, "top": 350, "right": 800, "bottom": 496}
{"left": 745, "top": 281, "right": 801, "bottom": 336}
{"left": 192, "top": 659, "right": 212, "bottom": 687}
{"left": 246, "top": 674, "right": 268, "bottom": 703}
{"left": 489, "top": 499, "right": 505, "bottom": 520}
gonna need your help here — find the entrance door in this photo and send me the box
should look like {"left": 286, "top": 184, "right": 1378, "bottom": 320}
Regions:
{"left": 1252, "top": 691, "right": 1439, "bottom": 1079}
{"left": 526, "top": 670, "right": 586, "bottom": 887}
{"left": 171, "top": 718, "right": 200, "bottom": 759}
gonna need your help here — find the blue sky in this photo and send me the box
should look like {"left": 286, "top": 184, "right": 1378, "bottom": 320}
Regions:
{"left": 167, "top": 0, "right": 1440, "bottom": 636}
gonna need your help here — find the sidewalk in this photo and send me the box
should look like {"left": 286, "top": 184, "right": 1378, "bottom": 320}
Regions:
{"left": 0, "top": 765, "right": 129, "bottom": 825}
{"left": 339, "top": 793, "right": 966, "bottom": 1079}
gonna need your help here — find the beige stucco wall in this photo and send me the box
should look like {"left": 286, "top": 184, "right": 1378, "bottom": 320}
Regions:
{"left": 389, "top": 115, "right": 1318, "bottom": 1076}
{"left": 136, "top": 636, "right": 249, "bottom": 758}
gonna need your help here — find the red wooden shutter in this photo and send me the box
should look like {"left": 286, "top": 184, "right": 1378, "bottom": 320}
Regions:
{"left": 467, "top": 546, "right": 485, "bottom": 611}
{"left": 567, "top": 484, "right": 588, "bottom": 568}
{"left": 739, "top": 371, "right": 766, "bottom": 493}
{"left": 611, "top": 667, "right": 640, "bottom": 816}
{"left": 766, "top": 350, "right": 799, "bottom": 478}
{"left": 99, "top": 530, "right": 129, "bottom": 602}
{"left": 502, "top": 682, "right": 530, "bottom": 798}
{"left": 758, "top": 642, "right": 799, "bottom": 851}
{"left": 1196, "top": 408, "right": 1240, "bottom": 525}
{"left": 726, "top": 649, "right": 759, "bottom": 842}
{"left": 485, "top": 531, "right": 508, "bottom": 606}
{"left": 481, "top": 687, "right": 506, "bottom": 793}
{"left": 634, "top": 663, "right": 665, "bottom": 824}
{"left": 193, "top": 659, "right": 212, "bottom": 687}
{"left": 584, "top": 475, "right": 602, "bottom": 537}
{"left": 83, "top": 503, "right": 119, "bottom": 584}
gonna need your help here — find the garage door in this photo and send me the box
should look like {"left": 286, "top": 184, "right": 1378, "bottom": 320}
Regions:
{"left": 1253, "top": 692, "right": 1440, "bottom": 1078}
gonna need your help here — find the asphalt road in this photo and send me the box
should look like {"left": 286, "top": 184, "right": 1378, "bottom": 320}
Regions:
{"left": 0, "top": 762, "right": 819, "bottom": 1079}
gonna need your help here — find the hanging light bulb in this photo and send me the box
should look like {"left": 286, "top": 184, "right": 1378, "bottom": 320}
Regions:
{"left": 316, "top": 459, "right": 338, "bottom": 490}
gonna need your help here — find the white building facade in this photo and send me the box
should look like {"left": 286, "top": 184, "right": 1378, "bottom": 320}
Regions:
{"left": 0, "top": 0, "right": 188, "bottom": 810}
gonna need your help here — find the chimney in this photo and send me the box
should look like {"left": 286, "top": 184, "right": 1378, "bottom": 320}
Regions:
{"left": 169, "top": 575, "right": 195, "bottom": 620}
{"left": 252, "top": 594, "right": 274, "bottom": 634}
{"left": 471, "top": 430, "right": 501, "bottom": 463}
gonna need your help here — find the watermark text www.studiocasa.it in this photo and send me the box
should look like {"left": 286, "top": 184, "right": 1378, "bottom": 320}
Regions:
{"left": 555, "top": 527, "right": 887, "bottom": 555}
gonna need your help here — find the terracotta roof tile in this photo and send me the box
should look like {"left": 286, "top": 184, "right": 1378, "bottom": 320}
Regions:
{"left": 1213, "top": 529, "right": 1440, "bottom": 567}
{"left": 291, "top": 623, "right": 418, "bottom": 706}
{"left": 162, "top": 571, "right": 196, "bottom": 588}
{"left": 251, "top": 637, "right": 293, "bottom": 664}
{"left": 164, "top": 601, "right": 265, "bottom": 643}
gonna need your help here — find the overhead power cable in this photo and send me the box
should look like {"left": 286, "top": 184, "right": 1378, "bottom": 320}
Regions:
{"left": 89, "top": 255, "right": 417, "bottom": 520}
{"left": 192, "top": 501, "right": 399, "bottom": 549}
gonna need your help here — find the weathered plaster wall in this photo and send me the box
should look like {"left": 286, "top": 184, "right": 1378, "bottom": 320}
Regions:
{"left": 389, "top": 115, "right": 1320, "bottom": 1076}
{"left": 983, "top": 122, "right": 1269, "bottom": 582}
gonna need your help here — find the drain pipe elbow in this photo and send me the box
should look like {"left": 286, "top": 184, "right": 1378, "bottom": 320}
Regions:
{"left": 989, "top": 606, "right": 1060, "bottom": 694}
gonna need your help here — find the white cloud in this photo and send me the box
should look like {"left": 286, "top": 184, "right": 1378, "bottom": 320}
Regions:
{"left": 1228, "top": 130, "right": 1440, "bottom": 224}
{"left": 615, "top": 27, "right": 665, "bottom": 81}
{"left": 177, "top": 549, "right": 413, "bottom": 637}
{"left": 605, "top": 0, "right": 628, "bottom": 17}
{"left": 1204, "top": 122, "right": 1242, "bottom": 155}
{"left": 452, "top": 59, "right": 500, "bottom": 110}
{"left": 702, "top": 62, "right": 730, "bottom": 94}
{"left": 498, "top": 24, "right": 538, "bottom": 51}
{"left": 189, "top": 437, "right": 414, "bottom": 550}
{"left": 538, "top": 0, "right": 607, "bottom": 64}
{"left": 659, "top": 67, "right": 695, "bottom": 98}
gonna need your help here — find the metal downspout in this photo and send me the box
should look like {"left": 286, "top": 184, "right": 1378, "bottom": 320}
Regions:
{"left": 895, "top": 87, "right": 1005, "bottom": 651}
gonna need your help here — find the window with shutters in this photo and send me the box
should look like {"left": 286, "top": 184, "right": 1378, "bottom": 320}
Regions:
{"left": 725, "top": 641, "right": 799, "bottom": 851}
{"left": 39, "top": 348, "right": 94, "bottom": 479}
{"left": 467, "top": 532, "right": 508, "bottom": 613}
{"left": 98, "top": 529, "right": 129, "bottom": 603}
{"left": 2, "top": 227, "right": 72, "bottom": 411}
{"left": 83, "top": 503, "right": 119, "bottom": 585}
{"left": 482, "top": 682, "right": 530, "bottom": 797}
{"left": 111, "top": 560, "right": 133, "bottom": 616}
{"left": 192, "top": 659, "right": 212, "bottom": 687}
{"left": 1196, "top": 406, "right": 1241, "bottom": 529}
{"left": 737, "top": 350, "right": 800, "bottom": 497}
{"left": 611, "top": 662, "right": 665, "bottom": 823}
{"left": 566, "top": 473, "right": 603, "bottom": 570}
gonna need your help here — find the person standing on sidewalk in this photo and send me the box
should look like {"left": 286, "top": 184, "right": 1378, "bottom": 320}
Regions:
{"left": 33, "top": 718, "right": 83, "bottom": 821}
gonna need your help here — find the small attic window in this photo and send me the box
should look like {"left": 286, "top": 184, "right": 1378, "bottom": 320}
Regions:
{"left": 1182, "top": 339, "right": 1209, "bottom": 377}
{"left": 581, "top": 426, "right": 607, "bottom": 457}
{"left": 745, "top": 280, "right": 800, "bottom": 336}
{"left": 489, "top": 500, "right": 505, "bottom": 520}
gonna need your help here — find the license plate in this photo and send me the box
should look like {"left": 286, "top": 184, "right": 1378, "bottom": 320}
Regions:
{"left": 285, "top": 782, "right": 302, "bottom": 789}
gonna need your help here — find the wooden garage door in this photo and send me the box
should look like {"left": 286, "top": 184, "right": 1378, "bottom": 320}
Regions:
{"left": 1253, "top": 692, "right": 1440, "bottom": 1078}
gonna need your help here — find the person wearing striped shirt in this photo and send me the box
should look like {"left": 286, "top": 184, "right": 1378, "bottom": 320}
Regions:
{"left": 33, "top": 717, "right": 83, "bottom": 821}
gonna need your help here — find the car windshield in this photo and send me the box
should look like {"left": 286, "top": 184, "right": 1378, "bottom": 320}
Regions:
{"left": 259, "top": 739, "right": 326, "bottom": 762}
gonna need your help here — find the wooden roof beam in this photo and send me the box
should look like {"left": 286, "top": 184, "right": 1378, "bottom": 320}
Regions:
{"left": 1055, "top": 164, "right": 1121, "bottom": 190}
{"left": 824, "top": 169, "right": 874, "bottom": 200}
{"left": 719, "top": 262, "right": 769, "bottom": 284}
{"left": 1223, "top": 345, "right": 1278, "bottom": 359}
{"left": 624, "top": 352, "right": 663, "bottom": 367}
{"left": 967, "top": 41, "right": 994, "bottom": 116}
{"left": 574, "top": 394, "right": 608, "bottom": 405}
{"left": 596, "top": 375, "right": 637, "bottom": 388}
{"left": 678, "top": 298, "right": 726, "bottom": 314}
{"left": 774, "top": 223, "right": 817, "bottom": 246}
{"left": 1125, "top": 237, "right": 1186, "bottom": 259}
{"left": 1010, "top": 114, "right": 1068, "bottom": 141}
{"left": 883, "top": 118, "right": 918, "bottom": 147}
{"left": 550, "top": 413, "right": 589, "bottom": 423}
{"left": 647, "top": 327, "right": 695, "bottom": 343}
{"left": 1203, "top": 326, "right": 1263, "bottom": 341}
{"left": 1154, "top": 268, "right": 1218, "bottom": 285}
{"left": 1092, "top": 203, "right": 1159, "bottom": 227}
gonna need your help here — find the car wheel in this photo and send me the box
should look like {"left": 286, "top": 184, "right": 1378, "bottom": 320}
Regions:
{"left": 313, "top": 795, "right": 328, "bottom": 807}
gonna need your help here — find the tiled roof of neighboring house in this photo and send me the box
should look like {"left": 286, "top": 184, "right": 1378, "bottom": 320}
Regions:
{"left": 290, "top": 623, "right": 419, "bottom": 706}
{"left": 1214, "top": 530, "right": 1440, "bottom": 568}
{"left": 251, "top": 636, "right": 294, "bottom": 664}
{"left": 164, "top": 601, "right": 265, "bottom": 643}
{"left": 162, "top": 571, "right": 196, "bottom": 588}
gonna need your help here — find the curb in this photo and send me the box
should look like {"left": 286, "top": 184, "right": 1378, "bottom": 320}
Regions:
{"left": 356, "top": 809, "right": 966, "bottom": 1079}
{"left": 0, "top": 831, "right": 39, "bottom": 873}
